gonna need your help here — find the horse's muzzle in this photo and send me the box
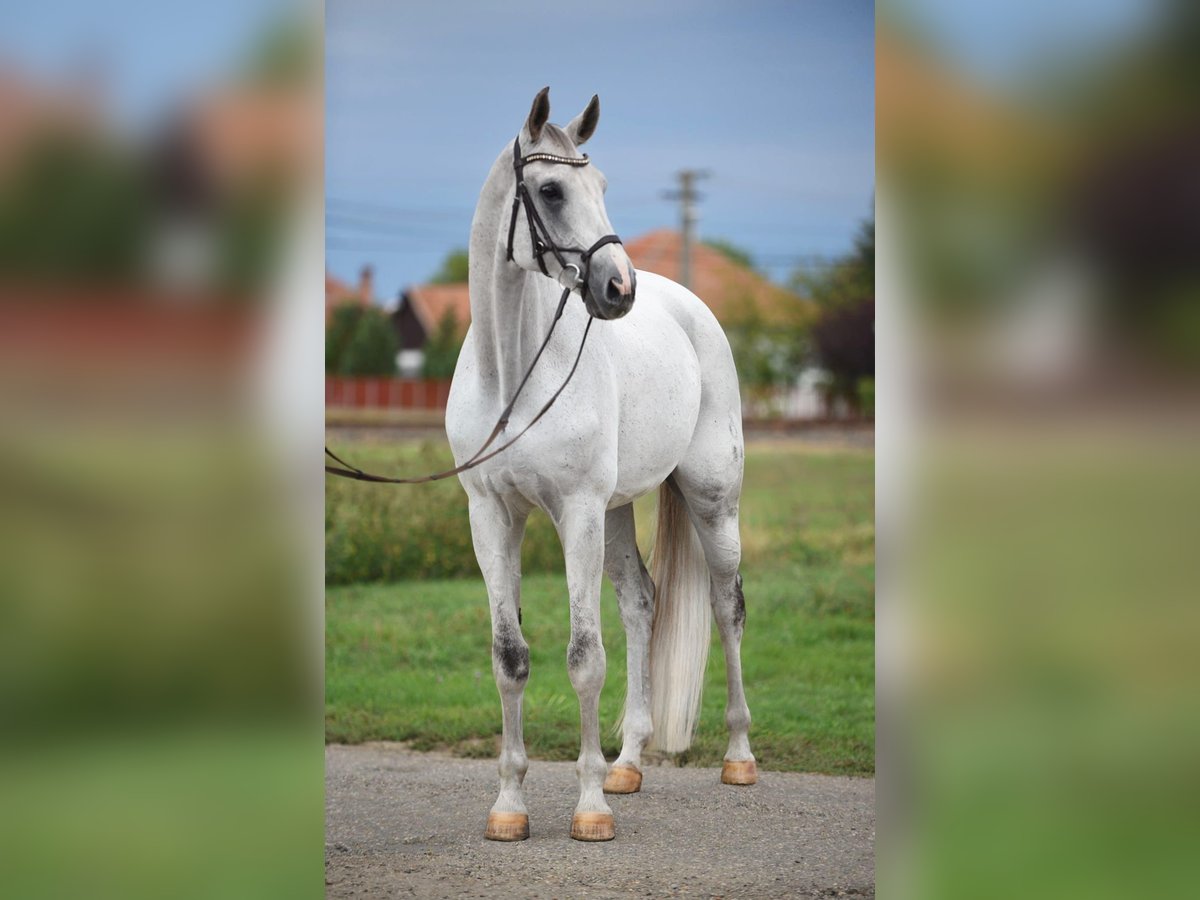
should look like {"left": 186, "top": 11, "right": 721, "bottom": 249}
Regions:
{"left": 584, "top": 249, "right": 636, "bottom": 319}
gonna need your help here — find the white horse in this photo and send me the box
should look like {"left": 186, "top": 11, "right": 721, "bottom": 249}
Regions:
{"left": 446, "top": 88, "right": 756, "bottom": 843}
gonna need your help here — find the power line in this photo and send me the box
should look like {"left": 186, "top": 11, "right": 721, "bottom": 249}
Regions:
{"left": 326, "top": 238, "right": 454, "bottom": 254}
{"left": 326, "top": 196, "right": 474, "bottom": 221}
{"left": 326, "top": 214, "right": 467, "bottom": 238}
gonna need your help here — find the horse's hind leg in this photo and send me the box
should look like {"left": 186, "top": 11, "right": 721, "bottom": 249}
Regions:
{"left": 601, "top": 503, "right": 654, "bottom": 794}
{"left": 468, "top": 494, "right": 533, "bottom": 840}
{"left": 671, "top": 471, "right": 758, "bottom": 785}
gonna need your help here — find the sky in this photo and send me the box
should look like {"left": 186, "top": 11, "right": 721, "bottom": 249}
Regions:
{"left": 0, "top": 0, "right": 295, "bottom": 129}
{"left": 889, "top": 0, "right": 1153, "bottom": 88}
{"left": 1, "top": 0, "right": 1160, "bottom": 306}
{"left": 325, "top": 0, "right": 876, "bottom": 300}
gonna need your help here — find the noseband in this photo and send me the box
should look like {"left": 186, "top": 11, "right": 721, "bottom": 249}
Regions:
{"left": 325, "top": 135, "right": 626, "bottom": 485}
{"left": 504, "top": 137, "right": 623, "bottom": 298}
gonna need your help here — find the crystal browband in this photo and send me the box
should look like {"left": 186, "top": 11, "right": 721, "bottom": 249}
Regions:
{"left": 520, "top": 152, "right": 590, "bottom": 167}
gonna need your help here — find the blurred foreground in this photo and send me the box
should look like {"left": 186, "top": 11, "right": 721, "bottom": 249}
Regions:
{"left": 880, "top": 3, "right": 1200, "bottom": 898}
{"left": 0, "top": 3, "right": 322, "bottom": 898}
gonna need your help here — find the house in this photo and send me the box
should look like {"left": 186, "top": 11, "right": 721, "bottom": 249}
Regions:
{"left": 388, "top": 283, "right": 471, "bottom": 376}
{"left": 148, "top": 83, "right": 319, "bottom": 296}
{"left": 325, "top": 265, "right": 375, "bottom": 324}
{"left": 388, "top": 228, "right": 805, "bottom": 352}
{"left": 183, "top": 84, "right": 320, "bottom": 190}
{"left": 623, "top": 229, "right": 809, "bottom": 328}
{"left": 0, "top": 64, "right": 105, "bottom": 176}
{"left": 624, "top": 230, "right": 832, "bottom": 419}
{"left": 383, "top": 231, "right": 828, "bottom": 414}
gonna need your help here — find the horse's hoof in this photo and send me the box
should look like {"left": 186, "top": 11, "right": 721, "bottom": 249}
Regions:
{"left": 603, "top": 764, "right": 642, "bottom": 794}
{"left": 484, "top": 811, "right": 529, "bottom": 841}
{"left": 721, "top": 759, "right": 758, "bottom": 785}
{"left": 570, "top": 811, "right": 616, "bottom": 842}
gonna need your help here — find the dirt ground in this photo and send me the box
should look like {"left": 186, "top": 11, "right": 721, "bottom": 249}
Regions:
{"left": 326, "top": 743, "right": 875, "bottom": 899}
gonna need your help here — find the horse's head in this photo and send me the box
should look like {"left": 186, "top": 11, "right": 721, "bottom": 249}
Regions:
{"left": 505, "top": 87, "right": 636, "bottom": 320}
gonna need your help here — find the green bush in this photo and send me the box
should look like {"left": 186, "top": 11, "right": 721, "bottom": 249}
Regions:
{"left": 422, "top": 308, "right": 462, "bottom": 379}
{"left": 326, "top": 304, "right": 397, "bottom": 376}
{"left": 857, "top": 376, "right": 875, "bottom": 418}
{"left": 325, "top": 442, "right": 564, "bottom": 583}
{"left": 339, "top": 307, "right": 397, "bottom": 376}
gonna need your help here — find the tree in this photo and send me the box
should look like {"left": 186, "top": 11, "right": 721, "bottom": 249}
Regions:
{"left": 0, "top": 134, "right": 148, "bottom": 282}
{"left": 240, "top": 17, "right": 318, "bottom": 86}
{"left": 340, "top": 307, "right": 397, "bottom": 376}
{"left": 326, "top": 304, "right": 397, "bottom": 376}
{"left": 723, "top": 289, "right": 815, "bottom": 417}
{"left": 430, "top": 248, "right": 469, "bottom": 284}
{"left": 791, "top": 214, "right": 875, "bottom": 414}
{"left": 422, "top": 308, "right": 463, "bottom": 378}
{"left": 811, "top": 297, "right": 874, "bottom": 397}
{"left": 325, "top": 304, "right": 361, "bottom": 373}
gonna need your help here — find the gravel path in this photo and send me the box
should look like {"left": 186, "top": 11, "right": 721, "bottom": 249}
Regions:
{"left": 326, "top": 743, "right": 874, "bottom": 899}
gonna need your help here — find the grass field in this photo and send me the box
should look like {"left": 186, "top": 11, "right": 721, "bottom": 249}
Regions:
{"left": 325, "top": 438, "right": 874, "bottom": 775}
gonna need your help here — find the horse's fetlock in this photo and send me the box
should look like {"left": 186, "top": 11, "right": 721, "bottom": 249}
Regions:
{"left": 499, "top": 750, "right": 528, "bottom": 778}
{"left": 726, "top": 705, "right": 751, "bottom": 733}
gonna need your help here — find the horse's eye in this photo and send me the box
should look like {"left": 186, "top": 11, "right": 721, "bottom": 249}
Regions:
{"left": 539, "top": 183, "right": 563, "bottom": 202}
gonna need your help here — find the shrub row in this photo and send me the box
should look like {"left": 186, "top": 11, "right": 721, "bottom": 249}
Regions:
{"left": 325, "top": 443, "right": 565, "bottom": 583}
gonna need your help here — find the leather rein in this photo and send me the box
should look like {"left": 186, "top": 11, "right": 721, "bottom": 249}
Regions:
{"left": 324, "top": 137, "right": 622, "bottom": 485}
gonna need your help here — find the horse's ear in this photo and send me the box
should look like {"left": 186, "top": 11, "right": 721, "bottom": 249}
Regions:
{"left": 565, "top": 94, "right": 600, "bottom": 147}
{"left": 523, "top": 86, "right": 551, "bottom": 143}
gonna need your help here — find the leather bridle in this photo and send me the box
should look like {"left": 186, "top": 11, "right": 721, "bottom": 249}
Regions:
{"left": 325, "top": 136, "right": 625, "bottom": 484}
{"left": 505, "top": 137, "right": 623, "bottom": 295}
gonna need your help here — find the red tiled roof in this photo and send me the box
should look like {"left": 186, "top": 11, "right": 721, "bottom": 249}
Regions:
{"left": 397, "top": 230, "right": 807, "bottom": 340}
{"left": 188, "top": 85, "right": 319, "bottom": 188}
{"left": 624, "top": 229, "right": 809, "bottom": 327}
{"left": 325, "top": 272, "right": 353, "bottom": 299}
{"left": 325, "top": 270, "right": 370, "bottom": 324}
{"left": 405, "top": 283, "right": 472, "bottom": 339}
{"left": 0, "top": 66, "right": 105, "bottom": 174}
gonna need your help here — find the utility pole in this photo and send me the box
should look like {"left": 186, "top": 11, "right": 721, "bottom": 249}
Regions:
{"left": 663, "top": 170, "right": 708, "bottom": 289}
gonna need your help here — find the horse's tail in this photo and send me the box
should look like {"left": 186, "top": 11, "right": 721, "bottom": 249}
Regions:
{"left": 646, "top": 482, "right": 712, "bottom": 753}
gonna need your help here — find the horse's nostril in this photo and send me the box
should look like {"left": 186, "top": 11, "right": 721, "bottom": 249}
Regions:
{"left": 606, "top": 277, "right": 633, "bottom": 303}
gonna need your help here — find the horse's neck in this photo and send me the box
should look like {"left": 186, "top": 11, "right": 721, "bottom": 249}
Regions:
{"left": 468, "top": 185, "right": 560, "bottom": 402}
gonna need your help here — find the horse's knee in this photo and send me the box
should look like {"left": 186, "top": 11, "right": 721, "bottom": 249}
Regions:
{"left": 567, "top": 631, "right": 605, "bottom": 686}
{"left": 493, "top": 624, "right": 529, "bottom": 685}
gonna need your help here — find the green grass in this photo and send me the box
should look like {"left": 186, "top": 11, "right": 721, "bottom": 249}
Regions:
{"left": 325, "top": 439, "right": 874, "bottom": 775}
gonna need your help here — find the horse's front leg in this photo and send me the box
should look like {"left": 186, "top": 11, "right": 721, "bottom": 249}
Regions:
{"left": 556, "top": 500, "right": 615, "bottom": 841}
{"left": 468, "top": 493, "right": 532, "bottom": 841}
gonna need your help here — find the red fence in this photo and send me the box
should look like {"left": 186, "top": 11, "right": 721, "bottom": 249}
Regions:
{"left": 325, "top": 377, "right": 453, "bottom": 410}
